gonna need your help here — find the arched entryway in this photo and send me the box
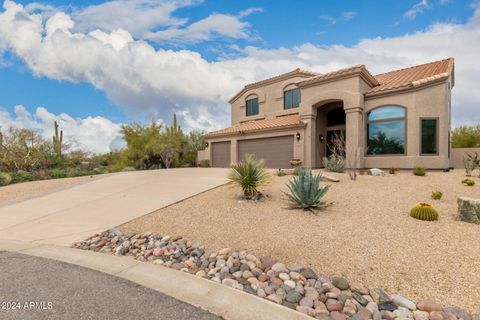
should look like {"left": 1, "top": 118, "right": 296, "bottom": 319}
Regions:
{"left": 313, "top": 101, "right": 346, "bottom": 167}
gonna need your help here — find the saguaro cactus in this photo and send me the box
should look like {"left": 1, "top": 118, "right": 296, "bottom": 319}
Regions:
{"left": 53, "top": 121, "right": 63, "bottom": 156}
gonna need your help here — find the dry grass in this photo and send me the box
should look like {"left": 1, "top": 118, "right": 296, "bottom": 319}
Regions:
{"left": 120, "top": 169, "right": 480, "bottom": 314}
{"left": 0, "top": 176, "right": 93, "bottom": 205}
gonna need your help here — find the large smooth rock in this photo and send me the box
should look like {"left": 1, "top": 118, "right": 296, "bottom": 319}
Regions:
{"left": 456, "top": 197, "right": 480, "bottom": 224}
{"left": 392, "top": 294, "right": 417, "bottom": 310}
{"left": 368, "top": 168, "right": 385, "bottom": 176}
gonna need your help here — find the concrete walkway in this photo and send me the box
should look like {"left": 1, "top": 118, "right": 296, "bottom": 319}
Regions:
{"left": 0, "top": 168, "right": 228, "bottom": 246}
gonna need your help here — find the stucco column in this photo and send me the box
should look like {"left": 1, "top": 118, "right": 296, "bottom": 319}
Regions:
{"left": 345, "top": 107, "right": 364, "bottom": 168}
{"left": 230, "top": 139, "right": 238, "bottom": 165}
{"left": 300, "top": 114, "right": 316, "bottom": 168}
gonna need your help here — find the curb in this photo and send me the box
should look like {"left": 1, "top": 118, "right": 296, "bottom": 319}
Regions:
{"left": 0, "top": 239, "right": 311, "bottom": 320}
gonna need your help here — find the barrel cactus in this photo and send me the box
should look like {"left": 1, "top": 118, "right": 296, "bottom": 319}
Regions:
{"left": 410, "top": 203, "right": 438, "bottom": 221}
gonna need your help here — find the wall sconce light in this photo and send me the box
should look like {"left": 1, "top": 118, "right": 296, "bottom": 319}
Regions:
{"left": 319, "top": 134, "right": 324, "bottom": 143}
{"left": 205, "top": 142, "right": 209, "bottom": 149}
{"left": 296, "top": 132, "right": 301, "bottom": 141}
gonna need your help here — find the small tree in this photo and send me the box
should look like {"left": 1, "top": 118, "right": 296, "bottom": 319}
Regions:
{"left": 452, "top": 124, "right": 480, "bottom": 148}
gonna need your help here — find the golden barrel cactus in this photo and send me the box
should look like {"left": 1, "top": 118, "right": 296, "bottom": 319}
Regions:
{"left": 410, "top": 203, "right": 438, "bottom": 221}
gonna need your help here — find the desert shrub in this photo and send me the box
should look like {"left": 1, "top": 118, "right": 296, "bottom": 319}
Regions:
{"left": 277, "top": 169, "right": 287, "bottom": 176}
{"left": 228, "top": 154, "right": 271, "bottom": 198}
{"left": 285, "top": 169, "right": 330, "bottom": 211}
{"left": 93, "top": 167, "right": 109, "bottom": 175}
{"left": 322, "top": 154, "right": 345, "bottom": 173}
{"left": 462, "top": 178, "right": 475, "bottom": 186}
{"left": 414, "top": 167, "right": 426, "bottom": 176}
{"left": 431, "top": 191, "right": 443, "bottom": 200}
{"left": 47, "top": 168, "right": 67, "bottom": 179}
{"left": 121, "top": 166, "right": 136, "bottom": 172}
{"left": 33, "top": 169, "right": 49, "bottom": 180}
{"left": 67, "top": 168, "right": 94, "bottom": 177}
{"left": 293, "top": 166, "right": 307, "bottom": 176}
{"left": 452, "top": 124, "right": 480, "bottom": 148}
{"left": 197, "top": 160, "right": 210, "bottom": 168}
{"left": 410, "top": 203, "right": 438, "bottom": 221}
{"left": 463, "top": 152, "right": 480, "bottom": 177}
{"left": 0, "top": 172, "right": 12, "bottom": 186}
{"left": 389, "top": 167, "right": 400, "bottom": 175}
{"left": 10, "top": 170, "right": 35, "bottom": 183}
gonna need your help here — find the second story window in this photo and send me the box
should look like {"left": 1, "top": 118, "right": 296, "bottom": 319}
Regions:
{"left": 246, "top": 98, "right": 259, "bottom": 116}
{"left": 284, "top": 88, "right": 301, "bottom": 109}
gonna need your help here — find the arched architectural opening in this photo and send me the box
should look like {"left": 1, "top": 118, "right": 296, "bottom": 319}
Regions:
{"left": 313, "top": 100, "right": 346, "bottom": 167}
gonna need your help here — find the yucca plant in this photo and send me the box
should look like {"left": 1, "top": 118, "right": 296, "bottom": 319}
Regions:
{"left": 229, "top": 154, "right": 271, "bottom": 199}
{"left": 285, "top": 169, "right": 330, "bottom": 211}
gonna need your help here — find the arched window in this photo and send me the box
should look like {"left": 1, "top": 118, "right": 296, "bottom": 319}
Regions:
{"left": 367, "top": 106, "right": 406, "bottom": 155}
{"left": 245, "top": 96, "right": 259, "bottom": 116}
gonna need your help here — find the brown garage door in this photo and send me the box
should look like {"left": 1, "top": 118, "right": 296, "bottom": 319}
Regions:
{"left": 238, "top": 135, "right": 294, "bottom": 168}
{"left": 211, "top": 141, "right": 231, "bottom": 167}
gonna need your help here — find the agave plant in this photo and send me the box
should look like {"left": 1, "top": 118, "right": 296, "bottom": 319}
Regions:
{"left": 285, "top": 169, "right": 330, "bottom": 211}
{"left": 229, "top": 154, "right": 271, "bottom": 198}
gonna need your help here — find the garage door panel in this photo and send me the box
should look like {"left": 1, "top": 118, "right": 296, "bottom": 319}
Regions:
{"left": 238, "top": 136, "right": 293, "bottom": 168}
{"left": 211, "top": 141, "right": 231, "bottom": 167}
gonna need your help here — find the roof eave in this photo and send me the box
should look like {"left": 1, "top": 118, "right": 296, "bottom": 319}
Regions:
{"left": 204, "top": 122, "right": 307, "bottom": 139}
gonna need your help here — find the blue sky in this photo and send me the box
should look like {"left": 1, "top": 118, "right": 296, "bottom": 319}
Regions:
{"left": 0, "top": 0, "right": 478, "bottom": 152}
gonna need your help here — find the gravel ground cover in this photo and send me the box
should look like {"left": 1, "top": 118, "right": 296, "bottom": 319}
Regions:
{"left": 0, "top": 176, "right": 93, "bottom": 205}
{"left": 120, "top": 169, "right": 480, "bottom": 314}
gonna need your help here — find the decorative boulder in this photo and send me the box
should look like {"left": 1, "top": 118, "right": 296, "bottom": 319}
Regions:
{"left": 367, "top": 168, "right": 385, "bottom": 176}
{"left": 456, "top": 197, "right": 480, "bottom": 224}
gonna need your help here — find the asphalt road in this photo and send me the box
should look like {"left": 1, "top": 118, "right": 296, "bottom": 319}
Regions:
{"left": 0, "top": 251, "right": 222, "bottom": 320}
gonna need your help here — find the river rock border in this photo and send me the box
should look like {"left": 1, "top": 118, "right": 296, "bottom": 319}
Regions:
{"left": 72, "top": 230, "right": 477, "bottom": 320}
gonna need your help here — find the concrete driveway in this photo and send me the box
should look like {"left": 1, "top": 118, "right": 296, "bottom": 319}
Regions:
{"left": 0, "top": 168, "right": 228, "bottom": 246}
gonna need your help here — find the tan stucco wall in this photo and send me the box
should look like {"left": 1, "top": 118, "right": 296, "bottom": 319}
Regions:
{"left": 231, "top": 76, "right": 308, "bottom": 125}
{"left": 364, "top": 82, "right": 451, "bottom": 169}
{"left": 450, "top": 148, "right": 480, "bottom": 169}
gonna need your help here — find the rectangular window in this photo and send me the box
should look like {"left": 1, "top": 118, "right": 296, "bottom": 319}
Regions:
{"left": 421, "top": 118, "right": 438, "bottom": 155}
{"left": 246, "top": 98, "right": 259, "bottom": 116}
{"left": 284, "top": 88, "right": 300, "bottom": 109}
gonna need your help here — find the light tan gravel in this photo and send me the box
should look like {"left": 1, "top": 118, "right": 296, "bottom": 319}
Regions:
{"left": 120, "top": 169, "right": 480, "bottom": 314}
{"left": 0, "top": 176, "right": 93, "bottom": 205}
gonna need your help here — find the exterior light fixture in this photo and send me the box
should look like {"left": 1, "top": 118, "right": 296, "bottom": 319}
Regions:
{"left": 205, "top": 142, "right": 209, "bottom": 149}
{"left": 319, "top": 134, "right": 324, "bottom": 142}
{"left": 296, "top": 132, "right": 301, "bottom": 141}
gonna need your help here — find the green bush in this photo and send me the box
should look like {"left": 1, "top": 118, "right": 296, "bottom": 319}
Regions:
{"left": 47, "top": 168, "right": 67, "bottom": 179}
{"left": 0, "top": 172, "right": 12, "bottom": 186}
{"left": 322, "top": 154, "right": 345, "bottom": 173}
{"left": 228, "top": 154, "right": 271, "bottom": 198}
{"left": 93, "top": 167, "right": 109, "bottom": 175}
{"left": 293, "top": 166, "right": 307, "bottom": 176}
{"left": 197, "top": 160, "right": 210, "bottom": 168}
{"left": 414, "top": 167, "right": 426, "bottom": 176}
{"left": 462, "top": 178, "right": 475, "bottom": 186}
{"left": 67, "top": 168, "right": 94, "bottom": 177}
{"left": 431, "top": 191, "right": 443, "bottom": 200}
{"left": 277, "top": 169, "right": 287, "bottom": 176}
{"left": 121, "top": 166, "right": 136, "bottom": 172}
{"left": 410, "top": 203, "right": 438, "bottom": 221}
{"left": 285, "top": 169, "right": 330, "bottom": 211}
{"left": 11, "top": 170, "right": 35, "bottom": 183}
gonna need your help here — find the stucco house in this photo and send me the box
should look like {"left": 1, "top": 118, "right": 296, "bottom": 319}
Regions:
{"left": 202, "top": 58, "right": 455, "bottom": 169}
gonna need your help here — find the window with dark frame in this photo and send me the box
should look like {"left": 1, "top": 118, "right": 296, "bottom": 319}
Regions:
{"left": 284, "top": 88, "right": 300, "bottom": 109}
{"left": 366, "top": 106, "right": 406, "bottom": 155}
{"left": 421, "top": 118, "right": 438, "bottom": 155}
{"left": 245, "top": 98, "right": 259, "bottom": 116}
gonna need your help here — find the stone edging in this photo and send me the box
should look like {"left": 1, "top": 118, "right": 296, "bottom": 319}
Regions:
{"left": 72, "top": 230, "right": 479, "bottom": 320}
{"left": 0, "top": 239, "right": 311, "bottom": 320}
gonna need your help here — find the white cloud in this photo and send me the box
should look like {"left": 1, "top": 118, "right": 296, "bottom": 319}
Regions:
{"left": 145, "top": 11, "right": 260, "bottom": 44}
{"left": 0, "top": 105, "right": 124, "bottom": 153}
{"left": 71, "top": 0, "right": 194, "bottom": 37}
{"left": 320, "top": 11, "right": 358, "bottom": 24}
{"left": 405, "top": 0, "right": 430, "bottom": 19}
{"left": 0, "top": 0, "right": 479, "bottom": 144}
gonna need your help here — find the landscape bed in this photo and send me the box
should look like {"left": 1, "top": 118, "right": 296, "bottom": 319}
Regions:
{"left": 119, "top": 169, "right": 480, "bottom": 314}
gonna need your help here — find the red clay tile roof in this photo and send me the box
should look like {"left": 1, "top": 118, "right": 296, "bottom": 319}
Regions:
{"left": 297, "top": 64, "right": 379, "bottom": 87}
{"left": 205, "top": 114, "right": 305, "bottom": 138}
{"left": 368, "top": 58, "right": 454, "bottom": 95}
